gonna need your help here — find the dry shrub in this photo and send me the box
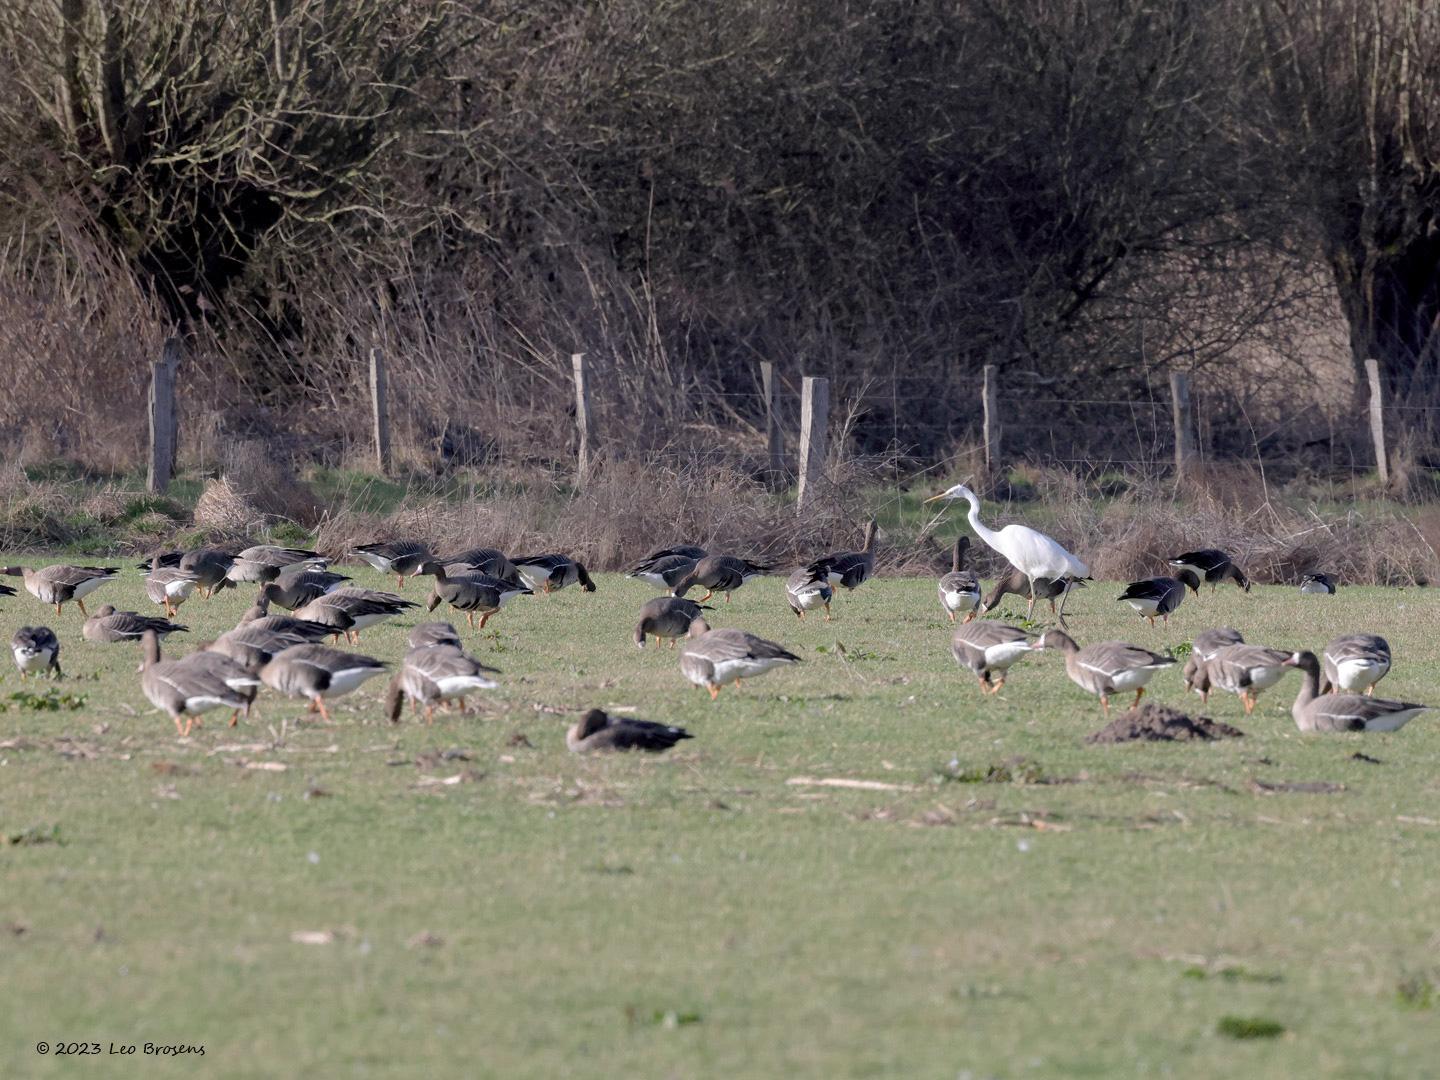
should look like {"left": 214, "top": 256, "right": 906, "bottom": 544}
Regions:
{"left": 222, "top": 441, "right": 323, "bottom": 524}
{"left": 193, "top": 478, "right": 263, "bottom": 533}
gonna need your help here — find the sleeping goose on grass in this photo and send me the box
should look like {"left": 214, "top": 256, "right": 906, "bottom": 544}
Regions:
{"left": 1200, "top": 643, "right": 1295, "bottom": 714}
{"left": 949, "top": 619, "right": 1040, "bottom": 694}
{"left": 1284, "top": 651, "right": 1429, "bottom": 732}
{"left": 1167, "top": 549, "right": 1250, "bottom": 592}
{"left": 1299, "top": 572, "right": 1336, "bottom": 595}
{"left": 679, "top": 617, "right": 800, "bottom": 699}
{"left": 349, "top": 541, "right": 435, "bottom": 588}
{"left": 785, "top": 566, "right": 833, "bottom": 621}
{"left": 140, "top": 630, "right": 261, "bottom": 736}
{"left": 1182, "top": 627, "right": 1245, "bottom": 699}
{"left": 83, "top": 605, "right": 188, "bottom": 643}
{"left": 566, "top": 708, "right": 693, "bottom": 753}
{"left": 672, "top": 556, "right": 771, "bottom": 603}
{"left": 1037, "top": 630, "right": 1176, "bottom": 716}
{"left": 937, "top": 536, "right": 981, "bottom": 623}
{"left": 384, "top": 644, "right": 500, "bottom": 723}
{"left": 1116, "top": 571, "right": 1200, "bottom": 626}
{"left": 11, "top": 626, "right": 61, "bottom": 679}
{"left": 634, "top": 596, "right": 711, "bottom": 648}
{"left": 806, "top": 519, "right": 878, "bottom": 592}
{"left": 1321, "top": 634, "right": 1391, "bottom": 695}
{"left": 258, "top": 644, "right": 387, "bottom": 723}
{"left": 2, "top": 564, "right": 118, "bottom": 616}
{"left": 510, "top": 554, "right": 596, "bottom": 594}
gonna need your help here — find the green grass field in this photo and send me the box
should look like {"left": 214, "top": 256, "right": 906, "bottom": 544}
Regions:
{"left": 3, "top": 563, "right": 1439, "bottom": 1078}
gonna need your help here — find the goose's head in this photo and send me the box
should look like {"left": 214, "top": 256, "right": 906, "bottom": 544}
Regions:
{"left": 924, "top": 483, "right": 976, "bottom": 505}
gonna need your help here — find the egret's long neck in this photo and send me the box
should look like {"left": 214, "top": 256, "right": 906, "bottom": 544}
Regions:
{"left": 963, "top": 492, "right": 1001, "bottom": 552}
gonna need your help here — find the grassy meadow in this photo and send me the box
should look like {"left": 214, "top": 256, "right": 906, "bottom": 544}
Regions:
{"left": 2, "top": 560, "right": 1439, "bottom": 1078}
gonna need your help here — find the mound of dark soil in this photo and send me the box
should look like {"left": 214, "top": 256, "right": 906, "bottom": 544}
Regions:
{"left": 1086, "top": 703, "right": 1244, "bottom": 744}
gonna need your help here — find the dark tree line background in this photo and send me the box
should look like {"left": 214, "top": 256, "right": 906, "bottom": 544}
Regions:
{"left": 1, "top": 0, "right": 1438, "bottom": 471}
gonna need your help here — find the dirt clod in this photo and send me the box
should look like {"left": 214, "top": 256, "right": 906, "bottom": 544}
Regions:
{"left": 1086, "top": 704, "right": 1244, "bottom": 744}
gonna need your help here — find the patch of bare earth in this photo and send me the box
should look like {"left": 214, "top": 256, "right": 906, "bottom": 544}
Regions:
{"left": 1086, "top": 704, "right": 1245, "bottom": 744}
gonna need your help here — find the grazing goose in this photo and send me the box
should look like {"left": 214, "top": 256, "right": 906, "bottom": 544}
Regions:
{"left": 637, "top": 544, "right": 708, "bottom": 565}
{"left": 136, "top": 551, "right": 185, "bottom": 570}
{"left": 671, "top": 555, "right": 771, "bottom": 603}
{"left": 439, "top": 547, "right": 521, "bottom": 584}
{"left": 350, "top": 540, "right": 435, "bottom": 588}
{"left": 1201, "top": 644, "right": 1295, "bottom": 714}
{"left": 1167, "top": 549, "right": 1251, "bottom": 592}
{"left": 1321, "top": 634, "right": 1391, "bottom": 696}
{"left": 1037, "top": 630, "right": 1176, "bottom": 715}
{"left": 206, "top": 625, "right": 313, "bottom": 674}
{"left": 566, "top": 708, "right": 694, "bottom": 753}
{"left": 1182, "top": 627, "right": 1245, "bottom": 698}
{"left": 408, "top": 621, "right": 465, "bottom": 651}
{"left": 1116, "top": 571, "right": 1200, "bottom": 626}
{"left": 626, "top": 552, "right": 701, "bottom": 590}
{"left": 226, "top": 546, "right": 326, "bottom": 585}
{"left": 937, "top": 536, "right": 981, "bottom": 623}
{"left": 179, "top": 548, "right": 236, "bottom": 598}
{"left": 144, "top": 554, "right": 201, "bottom": 618}
{"left": 926, "top": 483, "right": 1089, "bottom": 623}
{"left": 510, "top": 554, "right": 597, "bottom": 594}
{"left": 83, "top": 605, "right": 188, "bottom": 643}
{"left": 291, "top": 588, "right": 417, "bottom": 644}
{"left": 421, "top": 562, "right": 532, "bottom": 630}
{"left": 11, "top": 626, "right": 62, "bottom": 679}
{"left": 140, "top": 630, "right": 261, "bottom": 736}
{"left": 978, "top": 570, "right": 1085, "bottom": 619}
{"left": 806, "top": 519, "right": 878, "bottom": 591}
{"left": 384, "top": 644, "right": 500, "bottom": 723}
{"left": 785, "top": 566, "right": 834, "bottom": 621}
{"left": 236, "top": 597, "right": 336, "bottom": 642}
{"left": 261, "top": 570, "right": 352, "bottom": 611}
{"left": 1299, "top": 572, "right": 1336, "bottom": 595}
{"left": 679, "top": 617, "right": 801, "bottom": 699}
{"left": 1284, "top": 651, "right": 1429, "bottom": 732}
{"left": 2, "top": 564, "right": 117, "bottom": 616}
{"left": 258, "top": 644, "right": 387, "bottom": 722}
{"left": 634, "top": 596, "right": 711, "bottom": 648}
{"left": 950, "top": 620, "right": 1040, "bottom": 693}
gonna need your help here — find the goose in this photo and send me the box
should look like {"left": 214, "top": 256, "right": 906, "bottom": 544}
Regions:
{"left": 510, "top": 554, "right": 597, "bottom": 594}
{"left": 2, "top": 564, "right": 118, "bottom": 616}
{"left": 626, "top": 552, "right": 701, "bottom": 590}
{"left": 83, "top": 605, "right": 189, "bottom": 643}
{"left": 978, "top": 570, "right": 1085, "bottom": 619}
{"left": 179, "top": 548, "right": 237, "bottom": 598}
{"left": 421, "top": 562, "right": 531, "bottom": 630}
{"left": 235, "top": 597, "right": 336, "bottom": 642}
{"left": 140, "top": 630, "right": 261, "bottom": 736}
{"left": 937, "top": 536, "right": 981, "bottom": 623}
{"left": 350, "top": 540, "right": 435, "bottom": 588}
{"left": 925, "top": 483, "right": 1088, "bottom": 623}
{"left": 0, "top": 582, "right": 15, "bottom": 600}
{"left": 1037, "top": 630, "right": 1176, "bottom": 715}
{"left": 180, "top": 651, "right": 265, "bottom": 726}
{"left": 291, "top": 588, "right": 417, "bottom": 645}
{"left": 258, "top": 644, "right": 387, "bottom": 722}
{"left": 226, "top": 546, "right": 326, "bottom": 585}
{"left": 144, "top": 554, "right": 201, "bottom": 618}
{"left": 1116, "top": 571, "right": 1200, "bottom": 626}
{"left": 1167, "top": 549, "right": 1251, "bottom": 592}
{"left": 135, "top": 551, "right": 185, "bottom": 570}
{"left": 1321, "top": 634, "right": 1391, "bottom": 696}
{"left": 671, "top": 555, "right": 771, "bottom": 603}
{"left": 206, "top": 625, "right": 313, "bottom": 674}
{"left": 636, "top": 544, "right": 707, "bottom": 565}
{"left": 785, "top": 566, "right": 833, "bottom": 620}
{"left": 806, "top": 519, "right": 878, "bottom": 591}
{"left": 408, "top": 621, "right": 465, "bottom": 651}
{"left": 1200, "top": 644, "right": 1295, "bottom": 714}
{"left": 949, "top": 620, "right": 1040, "bottom": 693}
{"left": 439, "top": 547, "right": 521, "bottom": 584}
{"left": 679, "top": 617, "right": 801, "bottom": 698}
{"left": 1283, "top": 651, "right": 1429, "bottom": 732}
{"left": 384, "top": 644, "right": 500, "bottom": 723}
{"left": 634, "top": 596, "right": 711, "bottom": 648}
{"left": 1182, "top": 627, "right": 1245, "bottom": 698}
{"left": 566, "top": 708, "right": 694, "bottom": 753}
{"left": 1299, "top": 572, "right": 1336, "bottom": 595}
{"left": 260, "top": 570, "right": 352, "bottom": 611}
{"left": 11, "top": 626, "right": 61, "bottom": 679}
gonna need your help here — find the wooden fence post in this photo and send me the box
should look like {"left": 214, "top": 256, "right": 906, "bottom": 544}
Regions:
{"left": 573, "top": 352, "right": 593, "bottom": 485}
{"left": 146, "top": 337, "right": 181, "bottom": 494}
{"left": 982, "top": 364, "right": 1001, "bottom": 480}
{"left": 761, "top": 361, "right": 783, "bottom": 485}
{"left": 369, "top": 341, "right": 391, "bottom": 476}
{"left": 1365, "top": 357, "right": 1389, "bottom": 486}
{"left": 796, "top": 376, "right": 829, "bottom": 510}
{"left": 1170, "top": 372, "right": 1196, "bottom": 479}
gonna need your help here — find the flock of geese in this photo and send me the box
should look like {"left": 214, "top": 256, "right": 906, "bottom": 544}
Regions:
{"left": 0, "top": 482, "right": 1428, "bottom": 749}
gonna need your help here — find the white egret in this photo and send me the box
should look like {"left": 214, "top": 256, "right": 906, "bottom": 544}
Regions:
{"left": 924, "top": 483, "right": 1089, "bottom": 623}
